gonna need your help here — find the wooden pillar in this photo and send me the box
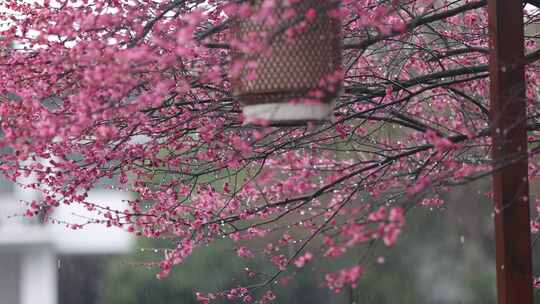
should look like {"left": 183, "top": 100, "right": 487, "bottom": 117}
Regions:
{"left": 488, "top": 0, "right": 533, "bottom": 303}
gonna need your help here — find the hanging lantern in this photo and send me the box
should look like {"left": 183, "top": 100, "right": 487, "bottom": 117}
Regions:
{"left": 231, "top": 0, "right": 342, "bottom": 126}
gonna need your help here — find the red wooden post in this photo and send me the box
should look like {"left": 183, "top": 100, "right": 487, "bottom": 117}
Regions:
{"left": 488, "top": 0, "right": 533, "bottom": 303}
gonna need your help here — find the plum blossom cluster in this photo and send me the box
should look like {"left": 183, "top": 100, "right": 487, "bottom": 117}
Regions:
{"left": 325, "top": 265, "right": 364, "bottom": 293}
{"left": 1, "top": 0, "right": 540, "bottom": 302}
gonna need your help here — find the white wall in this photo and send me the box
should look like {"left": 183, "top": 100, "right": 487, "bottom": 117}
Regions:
{"left": 50, "top": 189, "right": 134, "bottom": 254}
{"left": 20, "top": 246, "right": 57, "bottom": 304}
{"left": 0, "top": 186, "right": 134, "bottom": 304}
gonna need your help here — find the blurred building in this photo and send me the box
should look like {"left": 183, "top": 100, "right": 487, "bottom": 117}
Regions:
{"left": 0, "top": 177, "right": 134, "bottom": 304}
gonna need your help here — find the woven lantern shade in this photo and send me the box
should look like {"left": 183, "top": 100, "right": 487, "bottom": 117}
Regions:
{"left": 231, "top": 0, "right": 342, "bottom": 126}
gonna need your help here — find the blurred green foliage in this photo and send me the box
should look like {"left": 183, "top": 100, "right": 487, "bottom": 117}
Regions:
{"left": 100, "top": 181, "right": 540, "bottom": 304}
